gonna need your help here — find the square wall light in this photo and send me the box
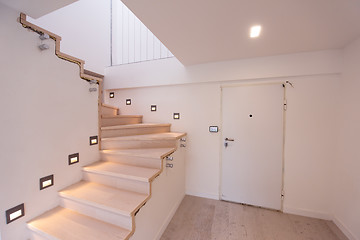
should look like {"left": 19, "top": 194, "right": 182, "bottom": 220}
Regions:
{"left": 90, "top": 136, "right": 98, "bottom": 146}
{"left": 40, "top": 174, "right": 54, "bottom": 190}
{"left": 6, "top": 203, "right": 25, "bottom": 224}
{"left": 151, "top": 105, "right": 157, "bottom": 112}
{"left": 109, "top": 92, "right": 114, "bottom": 98}
{"left": 126, "top": 99, "right": 131, "bottom": 105}
{"left": 68, "top": 153, "right": 79, "bottom": 165}
{"left": 173, "top": 113, "right": 180, "bottom": 120}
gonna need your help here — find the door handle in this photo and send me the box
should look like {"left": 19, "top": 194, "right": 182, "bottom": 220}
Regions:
{"left": 225, "top": 138, "right": 235, "bottom": 141}
{"left": 224, "top": 138, "right": 235, "bottom": 148}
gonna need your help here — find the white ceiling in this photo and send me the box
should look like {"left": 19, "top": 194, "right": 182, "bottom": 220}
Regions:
{"left": 122, "top": 0, "right": 360, "bottom": 65}
{"left": 0, "top": 0, "right": 77, "bottom": 18}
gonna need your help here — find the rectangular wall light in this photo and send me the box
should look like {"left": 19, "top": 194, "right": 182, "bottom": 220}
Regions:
{"left": 126, "top": 99, "right": 131, "bottom": 105}
{"left": 68, "top": 153, "right": 79, "bottom": 165}
{"left": 6, "top": 203, "right": 25, "bottom": 224}
{"left": 173, "top": 113, "right": 180, "bottom": 120}
{"left": 40, "top": 174, "right": 54, "bottom": 190}
{"left": 151, "top": 105, "right": 157, "bottom": 111}
{"left": 250, "top": 25, "right": 262, "bottom": 38}
{"left": 109, "top": 92, "right": 114, "bottom": 98}
{"left": 90, "top": 136, "right": 98, "bottom": 146}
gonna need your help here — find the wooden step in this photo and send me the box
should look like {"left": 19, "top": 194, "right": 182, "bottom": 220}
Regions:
{"left": 101, "top": 115, "right": 143, "bottom": 127}
{"left": 84, "top": 69, "right": 104, "bottom": 79}
{"left": 59, "top": 182, "right": 148, "bottom": 230}
{"left": 101, "top": 123, "right": 171, "bottom": 138}
{"left": 101, "top": 132, "right": 186, "bottom": 150}
{"left": 60, "top": 181, "right": 147, "bottom": 216}
{"left": 28, "top": 207, "right": 130, "bottom": 240}
{"left": 100, "top": 148, "right": 175, "bottom": 169}
{"left": 83, "top": 161, "right": 159, "bottom": 194}
{"left": 101, "top": 104, "right": 119, "bottom": 115}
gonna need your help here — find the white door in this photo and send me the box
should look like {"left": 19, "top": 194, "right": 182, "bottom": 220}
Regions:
{"left": 221, "top": 83, "right": 284, "bottom": 210}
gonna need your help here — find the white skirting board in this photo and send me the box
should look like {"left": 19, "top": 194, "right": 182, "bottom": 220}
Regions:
{"left": 284, "top": 206, "right": 358, "bottom": 240}
{"left": 185, "top": 190, "right": 220, "bottom": 201}
{"left": 332, "top": 217, "right": 358, "bottom": 240}
{"left": 283, "top": 206, "right": 332, "bottom": 220}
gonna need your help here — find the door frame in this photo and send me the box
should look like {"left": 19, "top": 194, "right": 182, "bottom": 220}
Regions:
{"left": 219, "top": 81, "right": 288, "bottom": 212}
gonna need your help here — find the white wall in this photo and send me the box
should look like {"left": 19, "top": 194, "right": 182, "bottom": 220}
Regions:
{"left": 104, "top": 49, "right": 342, "bottom": 89}
{"left": 0, "top": 5, "right": 99, "bottom": 240}
{"left": 104, "top": 54, "right": 341, "bottom": 219}
{"left": 29, "top": 0, "right": 111, "bottom": 74}
{"left": 332, "top": 37, "right": 360, "bottom": 240}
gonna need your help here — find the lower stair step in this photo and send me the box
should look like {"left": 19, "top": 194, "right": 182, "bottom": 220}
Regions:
{"left": 101, "top": 132, "right": 186, "bottom": 150}
{"left": 59, "top": 181, "right": 148, "bottom": 217}
{"left": 83, "top": 161, "right": 160, "bottom": 182}
{"left": 28, "top": 207, "right": 131, "bottom": 240}
{"left": 100, "top": 148, "right": 175, "bottom": 168}
{"left": 101, "top": 104, "right": 119, "bottom": 116}
{"left": 101, "top": 123, "right": 171, "bottom": 138}
{"left": 101, "top": 115, "right": 143, "bottom": 127}
{"left": 83, "top": 161, "right": 159, "bottom": 194}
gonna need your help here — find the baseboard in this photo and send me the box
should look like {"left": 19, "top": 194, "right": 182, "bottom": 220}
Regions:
{"left": 154, "top": 194, "right": 185, "bottom": 240}
{"left": 283, "top": 206, "right": 332, "bottom": 220}
{"left": 185, "top": 190, "right": 220, "bottom": 200}
{"left": 332, "top": 216, "right": 358, "bottom": 240}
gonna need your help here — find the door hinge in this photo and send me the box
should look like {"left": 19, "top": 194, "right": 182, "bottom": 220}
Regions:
{"left": 283, "top": 99, "right": 287, "bottom": 111}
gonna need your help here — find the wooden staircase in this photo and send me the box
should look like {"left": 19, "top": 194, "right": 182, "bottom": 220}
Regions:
{"left": 27, "top": 104, "right": 186, "bottom": 240}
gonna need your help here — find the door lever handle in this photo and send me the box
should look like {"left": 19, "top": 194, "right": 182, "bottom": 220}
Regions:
{"left": 225, "top": 138, "right": 235, "bottom": 141}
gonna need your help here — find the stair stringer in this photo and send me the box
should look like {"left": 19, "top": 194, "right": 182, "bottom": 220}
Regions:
{"left": 129, "top": 140, "right": 186, "bottom": 240}
{"left": 19, "top": 13, "right": 103, "bottom": 83}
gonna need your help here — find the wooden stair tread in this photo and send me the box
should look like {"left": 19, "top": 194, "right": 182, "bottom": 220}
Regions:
{"left": 102, "top": 114, "right": 142, "bottom": 119}
{"left": 84, "top": 69, "right": 104, "bottom": 79}
{"left": 101, "top": 103, "right": 119, "bottom": 110}
{"left": 102, "top": 132, "right": 186, "bottom": 141}
{"left": 101, "top": 123, "right": 171, "bottom": 130}
{"left": 60, "top": 182, "right": 148, "bottom": 216}
{"left": 101, "top": 148, "right": 175, "bottom": 159}
{"left": 28, "top": 207, "right": 130, "bottom": 240}
{"left": 84, "top": 161, "right": 159, "bottom": 182}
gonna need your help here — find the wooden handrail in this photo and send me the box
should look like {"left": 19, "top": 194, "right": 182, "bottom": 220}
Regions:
{"left": 19, "top": 13, "right": 103, "bottom": 83}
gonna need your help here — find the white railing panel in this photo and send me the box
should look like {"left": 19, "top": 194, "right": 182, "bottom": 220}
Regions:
{"left": 111, "top": 0, "right": 174, "bottom": 65}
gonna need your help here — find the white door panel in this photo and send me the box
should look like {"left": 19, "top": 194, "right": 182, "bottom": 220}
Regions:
{"left": 221, "top": 84, "right": 284, "bottom": 210}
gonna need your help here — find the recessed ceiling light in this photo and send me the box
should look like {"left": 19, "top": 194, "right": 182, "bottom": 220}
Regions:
{"left": 250, "top": 25, "right": 262, "bottom": 38}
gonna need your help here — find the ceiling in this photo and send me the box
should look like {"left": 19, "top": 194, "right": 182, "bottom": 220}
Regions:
{"left": 122, "top": 0, "right": 360, "bottom": 65}
{"left": 0, "top": 0, "right": 77, "bottom": 18}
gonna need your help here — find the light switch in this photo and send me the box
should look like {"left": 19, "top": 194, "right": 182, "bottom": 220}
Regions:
{"left": 209, "top": 126, "right": 219, "bottom": 133}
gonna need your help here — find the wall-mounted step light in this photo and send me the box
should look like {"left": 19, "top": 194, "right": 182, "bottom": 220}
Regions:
{"left": 68, "top": 153, "right": 79, "bottom": 165}
{"left": 6, "top": 203, "right": 25, "bottom": 224}
{"left": 90, "top": 136, "right": 98, "bottom": 146}
{"left": 151, "top": 105, "right": 157, "bottom": 112}
{"left": 126, "top": 99, "right": 131, "bottom": 105}
{"left": 40, "top": 174, "right": 54, "bottom": 190}
{"left": 109, "top": 92, "right": 114, "bottom": 98}
{"left": 166, "top": 163, "right": 173, "bottom": 168}
{"left": 173, "top": 113, "right": 180, "bottom": 120}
